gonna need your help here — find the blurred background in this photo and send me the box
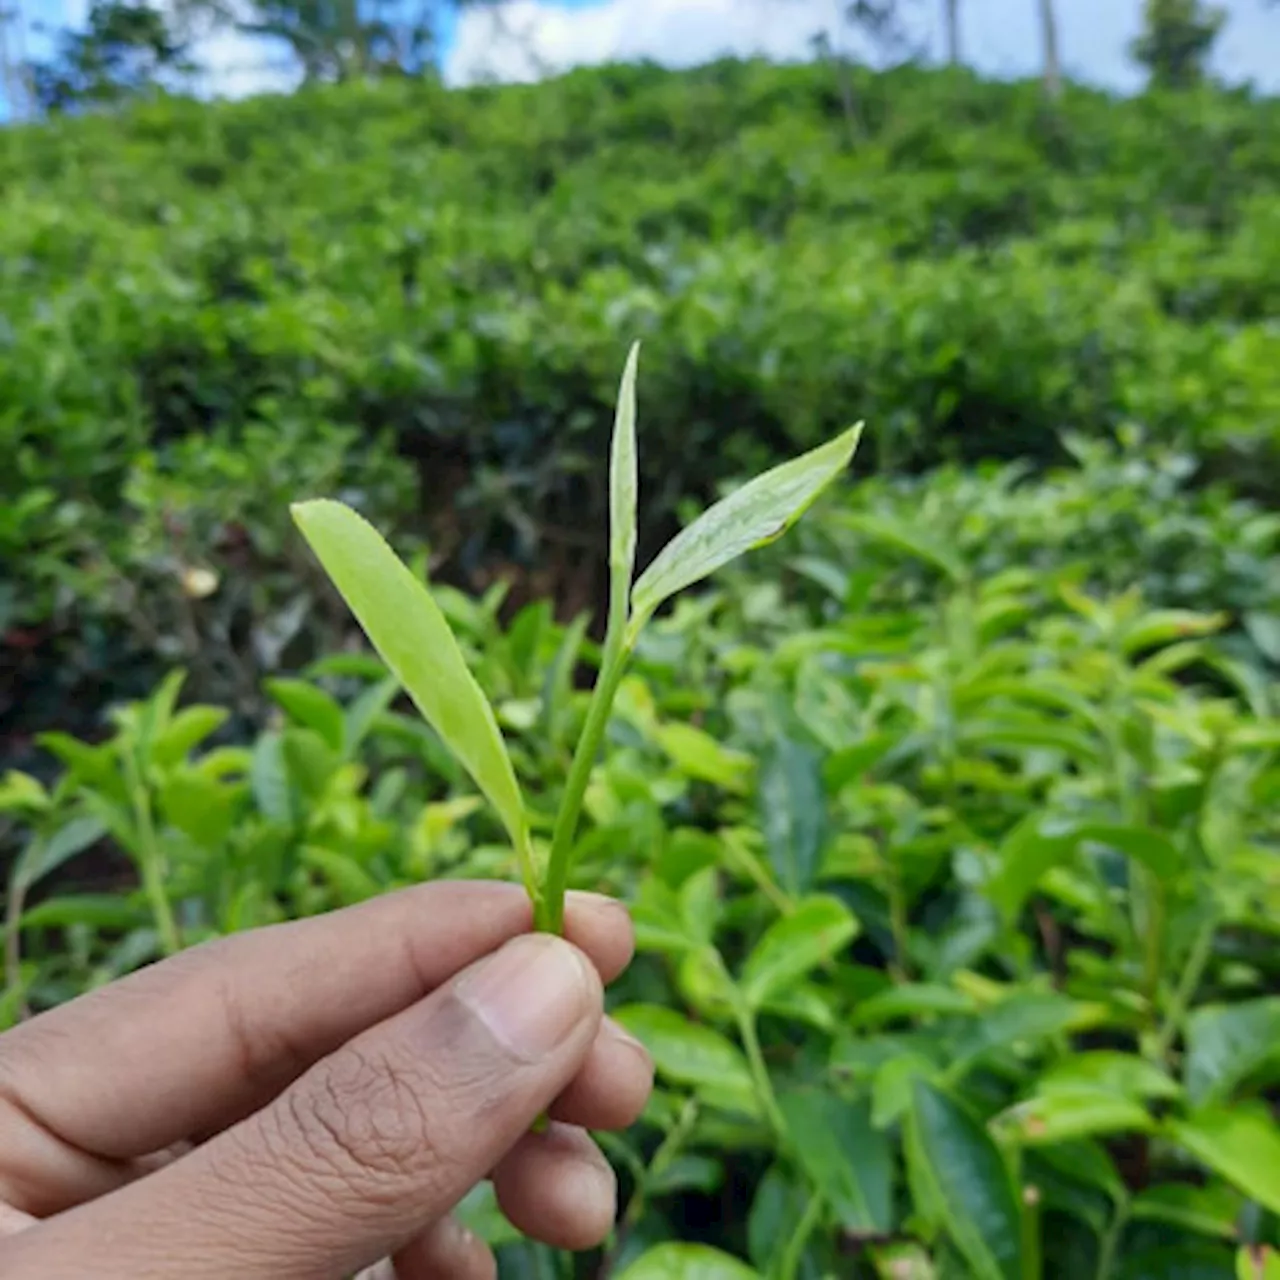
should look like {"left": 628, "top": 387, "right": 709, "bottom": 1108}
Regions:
{"left": 2, "top": 3, "right": 1280, "bottom": 1277}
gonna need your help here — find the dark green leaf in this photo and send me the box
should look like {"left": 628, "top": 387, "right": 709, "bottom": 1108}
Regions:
{"left": 779, "top": 1088, "right": 894, "bottom": 1233}
{"left": 759, "top": 738, "right": 827, "bottom": 896}
{"left": 1185, "top": 998, "right": 1280, "bottom": 1108}
{"left": 13, "top": 816, "right": 107, "bottom": 892}
{"left": 907, "top": 1079, "right": 1023, "bottom": 1280}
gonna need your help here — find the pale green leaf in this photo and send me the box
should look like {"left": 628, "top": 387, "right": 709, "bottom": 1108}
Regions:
{"left": 616, "top": 1244, "right": 761, "bottom": 1280}
{"left": 611, "top": 341, "right": 640, "bottom": 582}
{"left": 630, "top": 424, "right": 863, "bottom": 633}
{"left": 291, "top": 500, "right": 533, "bottom": 893}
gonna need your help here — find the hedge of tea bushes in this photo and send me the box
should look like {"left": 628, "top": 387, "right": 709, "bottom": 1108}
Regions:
{"left": 2, "top": 58, "right": 1278, "bottom": 748}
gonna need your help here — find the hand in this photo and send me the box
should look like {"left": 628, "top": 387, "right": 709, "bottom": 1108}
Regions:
{"left": 0, "top": 882, "right": 653, "bottom": 1278}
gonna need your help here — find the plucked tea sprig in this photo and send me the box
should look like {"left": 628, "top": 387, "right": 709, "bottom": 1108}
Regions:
{"left": 292, "top": 343, "right": 862, "bottom": 934}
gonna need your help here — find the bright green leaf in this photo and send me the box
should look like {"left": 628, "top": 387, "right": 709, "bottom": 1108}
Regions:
{"left": 656, "top": 723, "right": 753, "bottom": 792}
{"left": 630, "top": 425, "right": 863, "bottom": 634}
{"left": 740, "top": 894, "right": 857, "bottom": 1009}
{"left": 0, "top": 770, "right": 48, "bottom": 814}
{"left": 986, "top": 813, "right": 1079, "bottom": 923}
{"left": 612, "top": 1004, "right": 756, "bottom": 1101}
{"left": 1168, "top": 1104, "right": 1280, "bottom": 1214}
{"left": 852, "top": 983, "right": 978, "bottom": 1029}
{"left": 1120, "top": 609, "right": 1229, "bottom": 657}
{"left": 1237, "top": 1246, "right": 1280, "bottom": 1280}
{"left": 1037, "top": 1052, "right": 1180, "bottom": 1102}
{"left": 993, "top": 1088, "right": 1153, "bottom": 1145}
{"left": 152, "top": 705, "right": 229, "bottom": 768}
{"left": 615, "top": 1243, "right": 761, "bottom": 1280}
{"left": 291, "top": 500, "right": 534, "bottom": 894}
{"left": 21, "top": 894, "right": 148, "bottom": 931}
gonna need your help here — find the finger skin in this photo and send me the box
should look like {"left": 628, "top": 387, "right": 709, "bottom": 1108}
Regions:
{"left": 549, "top": 1018, "right": 653, "bottom": 1132}
{"left": 354, "top": 1215, "right": 496, "bottom": 1280}
{"left": 492, "top": 1123, "right": 617, "bottom": 1251}
{"left": 0, "top": 934, "right": 604, "bottom": 1280}
{"left": 0, "top": 884, "right": 632, "bottom": 1215}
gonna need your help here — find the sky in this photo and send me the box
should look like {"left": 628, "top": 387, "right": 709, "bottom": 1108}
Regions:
{"left": 4, "top": 0, "right": 1280, "bottom": 115}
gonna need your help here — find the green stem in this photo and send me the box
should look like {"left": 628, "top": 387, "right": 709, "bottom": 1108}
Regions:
{"left": 1153, "top": 914, "right": 1218, "bottom": 1064}
{"left": 537, "top": 558, "right": 632, "bottom": 935}
{"left": 886, "top": 856, "right": 912, "bottom": 983}
{"left": 1094, "top": 1195, "right": 1130, "bottom": 1280}
{"left": 735, "top": 1000, "right": 786, "bottom": 1140}
{"left": 598, "top": 1101, "right": 698, "bottom": 1279}
{"left": 124, "top": 754, "right": 181, "bottom": 957}
{"left": 776, "top": 1191, "right": 824, "bottom": 1280}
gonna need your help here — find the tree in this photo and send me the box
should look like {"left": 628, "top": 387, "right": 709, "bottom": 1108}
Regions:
{"left": 1130, "top": 0, "right": 1227, "bottom": 90}
{"left": 1038, "top": 0, "right": 1061, "bottom": 98}
{"left": 27, "top": 1, "right": 192, "bottom": 112}
{"left": 809, "top": 1, "right": 921, "bottom": 146}
{"left": 943, "top": 0, "right": 959, "bottom": 64}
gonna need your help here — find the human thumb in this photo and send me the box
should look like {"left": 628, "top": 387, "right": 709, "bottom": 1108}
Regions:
{"left": 1, "top": 933, "right": 603, "bottom": 1280}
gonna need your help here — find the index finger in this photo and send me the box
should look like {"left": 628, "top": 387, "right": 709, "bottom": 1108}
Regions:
{"left": 0, "top": 883, "right": 632, "bottom": 1175}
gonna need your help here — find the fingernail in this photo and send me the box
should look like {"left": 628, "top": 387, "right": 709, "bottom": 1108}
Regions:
{"left": 566, "top": 890, "right": 629, "bottom": 915}
{"left": 605, "top": 1017, "right": 652, "bottom": 1065}
{"left": 458, "top": 934, "right": 593, "bottom": 1061}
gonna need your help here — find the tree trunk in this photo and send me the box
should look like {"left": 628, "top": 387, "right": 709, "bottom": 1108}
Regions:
{"left": 1039, "top": 0, "right": 1062, "bottom": 99}
{"left": 944, "top": 0, "right": 960, "bottom": 64}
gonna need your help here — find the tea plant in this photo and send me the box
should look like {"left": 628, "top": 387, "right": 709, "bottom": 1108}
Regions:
{"left": 291, "top": 344, "right": 863, "bottom": 933}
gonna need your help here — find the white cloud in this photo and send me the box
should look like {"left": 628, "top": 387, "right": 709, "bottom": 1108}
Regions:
{"left": 443, "top": 0, "right": 1280, "bottom": 94}
{"left": 443, "top": 0, "right": 854, "bottom": 86}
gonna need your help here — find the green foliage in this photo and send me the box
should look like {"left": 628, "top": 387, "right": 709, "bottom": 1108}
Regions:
{"left": 5, "top": 448, "right": 1280, "bottom": 1276}
{"left": 4, "top": 59, "right": 1280, "bottom": 751}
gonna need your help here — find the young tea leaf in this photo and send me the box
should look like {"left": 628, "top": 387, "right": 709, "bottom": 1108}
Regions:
{"left": 611, "top": 341, "right": 640, "bottom": 587}
{"left": 291, "top": 500, "right": 535, "bottom": 896}
{"left": 629, "top": 423, "right": 863, "bottom": 636}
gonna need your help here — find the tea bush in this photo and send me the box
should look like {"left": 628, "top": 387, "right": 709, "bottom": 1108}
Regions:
{"left": 4, "top": 453, "right": 1279, "bottom": 1278}
{"left": 3, "top": 59, "right": 1280, "bottom": 745}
